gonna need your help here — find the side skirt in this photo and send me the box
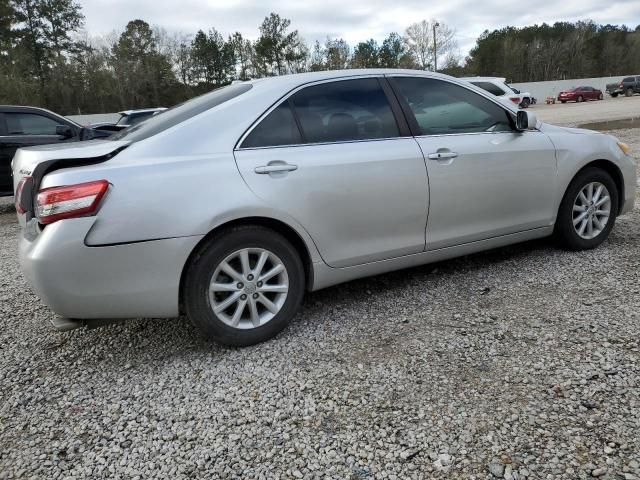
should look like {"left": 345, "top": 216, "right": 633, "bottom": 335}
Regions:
{"left": 311, "top": 226, "right": 554, "bottom": 291}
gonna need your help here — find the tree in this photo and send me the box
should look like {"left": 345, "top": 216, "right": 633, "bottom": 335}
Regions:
{"left": 0, "top": 0, "right": 15, "bottom": 61}
{"left": 325, "top": 37, "right": 350, "bottom": 70}
{"left": 230, "top": 31, "right": 253, "bottom": 80}
{"left": 11, "top": 0, "right": 84, "bottom": 104}
{"left": 254, "top": 13, "right": 303, "bottom": 75}
{"left": 405, "top": 19, "right": 457, "bottom": 71}
{"left": 351, "top": 39, "right": 379, "bottom": 68}
{"left": 190, "top": 28, "right": 235, "bottom": 89}
{"left": 309, "top": 37, "right": 350, "bottom": 71}
{"left": 111, "top": 19, "right": 177, "bottom": 108}
{"left": 378, "top": 32, "right": 405, "bottom": 68}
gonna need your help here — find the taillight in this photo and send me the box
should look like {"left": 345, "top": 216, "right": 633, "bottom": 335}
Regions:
{"left": 36, "top": 180, "right": 110, "bottom": 225}
{"left": 509, "top": 97, "right": 520, "bottom": 103}
{"left": 620, "top": 82, "right": 624, "bottom": 88}
{"left": 15, "top": 176, "right": 30, "bottom": 214}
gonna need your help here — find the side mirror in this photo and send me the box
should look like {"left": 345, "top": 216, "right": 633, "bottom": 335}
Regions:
{"left": 56, "top": 125, "right": 74, "bottom": 139}
{"left": 516, "top": 110, "right": 538, "bottom": 131}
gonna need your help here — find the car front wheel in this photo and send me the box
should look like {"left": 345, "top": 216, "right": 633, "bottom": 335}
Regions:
{"left": 555, "top": 168, "right": 618, "bottom": 250}
{"left": 184, "top": 225, "right": 305, "bottom": 346}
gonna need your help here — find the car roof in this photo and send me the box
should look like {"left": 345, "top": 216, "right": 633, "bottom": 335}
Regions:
{"left": 118, "top": 108, "right": 167, "bottom": 116}
{"left": 0, "top": 105, "right": 82, "bottom": 127}
{"left": 239, "top": 68, "right": 482, "bottom": 89}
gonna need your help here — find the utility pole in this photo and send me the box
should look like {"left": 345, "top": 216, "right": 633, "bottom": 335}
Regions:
{"left": 433, "top": 22, "right": 440, "bottom": 71}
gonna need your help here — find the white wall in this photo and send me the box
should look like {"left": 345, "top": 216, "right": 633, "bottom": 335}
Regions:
{"left": 511, "top": 75, "right": 632, "bottom": 101}
{"left": 67, "top": 113, "right": 120, "bottom": 125}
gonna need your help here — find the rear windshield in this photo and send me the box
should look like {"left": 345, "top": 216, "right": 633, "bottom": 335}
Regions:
{"left": 109, "top": 83, "right": 253, "bottom": 142}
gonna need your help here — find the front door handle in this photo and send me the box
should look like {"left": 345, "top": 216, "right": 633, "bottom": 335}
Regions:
{"left": 427, "top": 151, "right": 458, "bottom": 160}
{"left": 254, "top": 163, "right": 298, "bottom": 174}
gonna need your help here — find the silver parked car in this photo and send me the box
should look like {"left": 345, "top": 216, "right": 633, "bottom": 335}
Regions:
{"left": 13, "top": 70, "right": 637, "bottom": 346}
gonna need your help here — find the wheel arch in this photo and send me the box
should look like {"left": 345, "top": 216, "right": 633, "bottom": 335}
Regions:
{"left": 179, "top": 216, "right": 316, "bottom": 314}
{"left": 566, "top": 160, "right": 625, "bottom": 214}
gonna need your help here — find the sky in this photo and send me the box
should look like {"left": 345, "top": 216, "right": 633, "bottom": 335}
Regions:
{"left": 80, "top": 0, "right": 640, "bottom": 56}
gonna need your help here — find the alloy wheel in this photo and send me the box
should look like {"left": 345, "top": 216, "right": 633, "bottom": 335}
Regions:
{"left": 208, "top": 248, "right": 289, "bottom": 329}
{"left": 572, "top": 182, "right": 611, "bottom": 240}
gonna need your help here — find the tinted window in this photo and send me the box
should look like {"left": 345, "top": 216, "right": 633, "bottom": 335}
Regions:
{"left": 623, "top": 77, "right": 633, "bottom": 82}
{"left": 110, "top": 83, "right": 252, "bottom": 142}
{"left": 242, "top": 102, "right": 302, "bottom": 148}
{"left": 393, "top": 77, "right": 513, "bottom": 135}
{"left": 5, "top": 113, "right": 60, "bottom": 135}
{"left": 471, "top": 81, "right": 506, "bottom": 96}
{"left": 290, "top": 78, "right": 399, "bottom": 143}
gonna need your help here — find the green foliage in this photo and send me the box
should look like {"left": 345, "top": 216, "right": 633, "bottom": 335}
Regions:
{"left": 351, "top": 39, "right": 380, "bottom": 68}
{"left": 254, "top": 13, "right": 305, "bottom": 75}
{"left": 465, "top": 22, "right": 640, "bottom": 81}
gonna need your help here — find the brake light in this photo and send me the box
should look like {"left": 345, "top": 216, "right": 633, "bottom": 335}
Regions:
{"left": 620, "top": 82, "right": 624, "bottom": 88}
{"left": 509, "top": 97, "right": 520, "bottom": 103}
{"left": 36, "top": 180, "right": 110, "bottom": 224}
{"left": 15, "top": 176, "right": 30, "bottom": 214}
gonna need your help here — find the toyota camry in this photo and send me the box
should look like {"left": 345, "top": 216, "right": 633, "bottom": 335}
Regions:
{"left": 12, "top": 70, "right": 636, "bottom": 346}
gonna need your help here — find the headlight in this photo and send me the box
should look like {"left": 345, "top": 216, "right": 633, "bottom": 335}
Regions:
{"left": 617, "top": 142, "right": 631, "bottom": 155}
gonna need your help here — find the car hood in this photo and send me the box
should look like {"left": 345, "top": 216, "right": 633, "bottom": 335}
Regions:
{"left": 538, "top": 123, "right": 600, "bottom": 135}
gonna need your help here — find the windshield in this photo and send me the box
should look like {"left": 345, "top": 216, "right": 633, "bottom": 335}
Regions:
{"left": 110, "top": 83, "right": 253, "bottom": 142}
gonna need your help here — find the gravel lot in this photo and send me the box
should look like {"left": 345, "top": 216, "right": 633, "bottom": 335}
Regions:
{"left": 531, "top": 96, "right": 640, "bottom": 126}
{"left": 1, "top": 129, "right": 639, "bottom": 480}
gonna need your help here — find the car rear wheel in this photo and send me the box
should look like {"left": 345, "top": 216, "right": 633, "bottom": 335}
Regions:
{"left": 611, "top": 93, "right": 618, "bottom": 98}
{"left": 184, "top": 225, "right": 305, "bottom": 346}
{"left": 555, "top": 168, "right": 618, "bottom": 250}
{"left": 598, "top": 92, "right": 604, "bottom": 100}
{"left": 577, "top": 95, "right": 584, "bottom": 102}
{"left": 626, "top": 88, "right": 633, "bottom": 97}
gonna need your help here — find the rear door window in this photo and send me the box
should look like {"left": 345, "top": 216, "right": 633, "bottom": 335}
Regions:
{"left": 290, "top": 78, "right": 400, "bottom": 143}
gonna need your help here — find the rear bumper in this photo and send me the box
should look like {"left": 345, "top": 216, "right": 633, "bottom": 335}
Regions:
{"left": 20, "top": 217, "right": 203, "bottom": 320}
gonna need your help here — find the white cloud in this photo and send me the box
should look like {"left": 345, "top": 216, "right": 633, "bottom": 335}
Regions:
{"left": 80, "top": 0, "right": 640, "bottom": 55}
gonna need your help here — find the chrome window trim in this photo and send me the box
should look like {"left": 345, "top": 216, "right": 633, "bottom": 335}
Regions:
{"left": 235, "top": 74, "right": 407, "bottom": 151}
{"left": 237, "top": 135, "right": 412, "bottom": 151}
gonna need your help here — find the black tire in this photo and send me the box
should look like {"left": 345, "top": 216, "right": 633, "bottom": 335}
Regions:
{"left": 561, "top": 100, "right": 567, "bottom": 104}
{"left": 184, "top": 225, "right": 305, "bottom": 347}
{"left": 625, "top": 88, "right": 633, "bottom": 97}
{"left": 611, "top": 93, "right": 618, "bottom": 98}
{"left": 555, "top": 168, "right": 618, "bottom": 251}
{"left": 598, "top": 93, "right": 604, "bottom": 100}
{"left": 520, "top": 97, "right": 530, "bottom": 108}
{"left": 577, "top": 95, "right": 584, "bottom": 103}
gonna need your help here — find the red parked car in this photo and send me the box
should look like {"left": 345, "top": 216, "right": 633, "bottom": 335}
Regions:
{"left": 557, "top": 86, "right": 604, "bottom": 103}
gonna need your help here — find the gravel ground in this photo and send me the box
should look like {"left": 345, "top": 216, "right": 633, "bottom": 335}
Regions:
{"left": 531, "top": 96, "right": 640, "bottom": 126}
{"left": 1, "top": 129, "right": 639, "bottom": 480}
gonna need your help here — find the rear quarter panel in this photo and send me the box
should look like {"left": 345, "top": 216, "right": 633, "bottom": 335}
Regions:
{"left": 41, "top": 147, "right": 323, "bottom": 263}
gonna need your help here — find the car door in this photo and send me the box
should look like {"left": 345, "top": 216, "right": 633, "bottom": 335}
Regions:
{"left": 389, "top": 75, "right": 558, "bottom": 251}
{"left": 234, "top": 77, "right": 429, "bottom": 268}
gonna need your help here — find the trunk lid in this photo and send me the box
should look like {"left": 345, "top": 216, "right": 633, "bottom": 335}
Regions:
{"left": 13, "top": 139, "right": 129, "bottom": 226}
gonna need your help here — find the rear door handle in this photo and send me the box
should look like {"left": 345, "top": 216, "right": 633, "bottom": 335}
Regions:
{"left": 254, "top": 163, "right": 298, "bottom": 174}
{"left": 427, "top": 151, "right": 458, "bottom": 160}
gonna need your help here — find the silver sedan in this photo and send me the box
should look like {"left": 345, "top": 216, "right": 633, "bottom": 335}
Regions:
{"left": 13, "top": 69, "right": 637, "bottom": 346}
